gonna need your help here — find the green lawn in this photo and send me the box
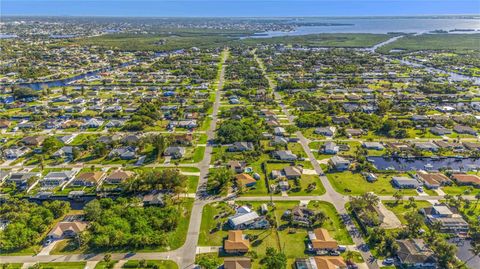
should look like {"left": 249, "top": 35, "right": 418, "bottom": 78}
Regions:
{"left": 383, "top": 200, "right": 432, "bottom": 224}
{"left": 307, "top": 201, "right": 353, "bottom": 245}
{"left": 36, "top": 262, "right": 86, "bottom": 269}
{"left": 0, "top": 264, "right": 22, "bottom": 269}
{"left": 122, "top": 260, "right": 178, "bottom": 269}
{"left": 326, "top": 171, "right": 417, "bottom": 196}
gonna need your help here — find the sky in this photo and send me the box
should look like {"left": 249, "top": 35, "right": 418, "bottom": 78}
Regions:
{"left": 1, "top": 0, "right": 480, "bottom": 17}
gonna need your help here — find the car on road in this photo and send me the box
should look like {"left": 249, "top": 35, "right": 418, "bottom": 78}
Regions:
{"left": 383, "top": 258, "right": 394, "bottom": 265}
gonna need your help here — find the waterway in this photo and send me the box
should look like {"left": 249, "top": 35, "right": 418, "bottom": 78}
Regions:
{"left": 368, "top": 156, "right": 480, "bottom": 171}
{"left": 249, "top": 17, "right": 480, "bottom": 37}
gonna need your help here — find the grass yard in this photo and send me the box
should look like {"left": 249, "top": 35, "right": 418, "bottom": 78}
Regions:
{"left": 383, "top": 200, "right": 432, "bottom": 224}
{"left": 0, "top": 264, "right": 22, "bottom": 269}
{"left": 326, "top": 171, "right": 417, "bottom": 196}
{"left": 36, "top": 262, "right": 86, "bottom": 269}
{"left": 122, "top": 260, "right": 178, "bottom": 269}
{"left": 307, "top": 201, "right": 353, "bottom": 245}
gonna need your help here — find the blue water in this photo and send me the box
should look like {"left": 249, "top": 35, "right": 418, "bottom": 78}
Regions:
{"left": 2, "top": 1, "right": 480, "bottom": 17}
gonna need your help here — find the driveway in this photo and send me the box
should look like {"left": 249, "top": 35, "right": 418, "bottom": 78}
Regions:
{"left": 37, "top": 239, "right": 61, "bottom": 256}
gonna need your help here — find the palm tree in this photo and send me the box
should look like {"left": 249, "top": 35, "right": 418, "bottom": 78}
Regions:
{"left": 475, "top": 193, "right": 480, "bottom": 209}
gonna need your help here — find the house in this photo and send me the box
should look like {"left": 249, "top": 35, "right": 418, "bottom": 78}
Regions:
{"left": 47, "top": 221, "right": 88, "bottom": 240}
{"left": 413, "top": 142, "right": 439, "bottom": 152}
{"left": 416, "top": 171, "right": 451, "bottom": 189}
{"left": 283, "top": 206, "right": 315, "bottom": 227}
{"left": 363, "top": 172, "right": 378, "bottom": 182}
{"left": 450, "top": 174, "right": 480, "bottom": 187}
{"left": 463, "top": 141, "right": 480, "bottom": 151}
{"left": 283, "top": 166, "right": 303, "bottom": 179}
{"left": 396, "top": 239, "right": 437, "bottom": 269}
{"left": 105, "top": 120, "right": 124, "bottom": 128}
{"left": 227, "top": 206, "right": 270, "bottom": 230}
{"left": 272, "top": 150, "right": 297, "bottom": 161}
{"left": 71, "top": 172, "right": 105, "bottom": 187}
{"left": 105, "top": 170, "right": 136, "bottom": 184}
{"left": 294, "top": 257, "right": 347, "bottom": 269}
{"left": 109, "top": 146, "right": 137, "bottom": 160}
{"left": 421, "top": 204, "right": 469, "bottom": 234}
{"left": 362, "top": 142, "right": 384, "bottom": 150}
{"left": 40, "top": 171, "right": 76, "bottom": 187}
{"left": 142, "top": 191, "right": 164, "bottom": 206}
{"left": 308, "top": 228, "right": 338, "bottom": 252}
{"left": 0, "top": 171, "right": 9, "bottom": 183}
{"left": 271, "top": 136, "right": 288, "bottom": 145}
{"left": 223, "top": 257, "right": 251, "bottom": 269}
{"left": 274, "top": 127, "right": 286, "bottom": 136}
{"left": 83, "top": 118, "right": 104, "bottom": 128}
{"left": 314, "top": 126, "right": 336, "bottom": 137}
{"left": 6, "top": 172, "right": 40, "bottom": 189}
{"left": 429, "top": 126, "right": 452, "bottom": 136}
{"left": 164, "top": 146, "right": 186, "bottom": 159}
{"left": 322, "top": 141, "right": 339, "bottom": 154}
{"left": 227, "top": 160, "right": 246, "bottom": 173}
{"left": 235, "top": 173, "right": 257, "bottom": 188}
{"left": 52, "top": 146, "right": 75, "bottom": 159}
{"left": 228, "top": 142, "right": 254, "bottom": 152}
{"left": 58, "top": 135, "right": 75, "bottom": 144}
{"left": 0, "top": 119, "right": 11, "bottom": 129}
{"left": 122, "top": 135, "right": 141, "bottom": 145}
{"left": 331, "top": 116, "right": 350, "bottom": 125}
{"left": 345, "top": 128, "right": 364, "bottom": 137}
{"left": 21, "top": 135, "right": 45, "bottom": 146}
{"left": 4, "top": 147, "right": 29, "bottom": 159}
{"left": 392, "top": 177, "right": 421, "bottom": 189}
{"left": 453, "top": 125, "right": 477, "bottom": 135}
{"left": 224, "top": 230, "right": 250, "bottom": 254}
{"left": 329, "top": 156, "right": 350, "bottom": 171}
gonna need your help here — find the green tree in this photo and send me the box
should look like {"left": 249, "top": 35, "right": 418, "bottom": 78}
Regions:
{"left": 261, "top": 247, "right": 287, "bottom": 269}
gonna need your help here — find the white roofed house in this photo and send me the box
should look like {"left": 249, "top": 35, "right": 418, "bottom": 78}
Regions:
{"left": 227, "top": 206, "right": 270, "bottom": 230}
{"left": 164, "top": 146, "right": 186, "bottom": 159}
{"left": 314, "top": 126, "right": 336, "bottom": 137}
{"left": 322, "top": 141, "right": 339, "bottom": 154}
{"left": 40, "top": 171, "right": 76, "bottom": 188}
{"left": 82, "top": 118, "right": 104, "bottom": 128}
{"left": 421, "top": 204, "right": 469, "bottom": 234}
{"left": 6, "top": 172, "right": 41, "bottom": 190}
{"left": 329, "top": 156, "right": 350, "bottom": 171}
{"left": 52, "top": 146, "right": 76, "bottom": 159}
{"left": 272, "top": 150, "right": 297, "bottom": 161}
{"left": 392, "top": 176, "right": 421, "bottom": 189}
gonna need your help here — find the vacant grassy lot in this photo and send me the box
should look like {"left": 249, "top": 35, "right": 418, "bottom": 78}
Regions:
{"left": 326, "top": 171, "right": 417, "bottom": 196}
{"left": 383, "top": 200, "right": 432, "bottom": 224}
{"left": 36, "top": 262, "right": 86, "bottom": 269}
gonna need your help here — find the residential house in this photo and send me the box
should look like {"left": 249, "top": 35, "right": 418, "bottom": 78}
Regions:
{"left": 227, "top": 206, "right": 270, "bottom": 230}
{"left": 142, "top": 191, "right": 165, "bottom": 206}
{"left": 223, "top": 257, "right": 251, "bottom": 269}
{"left": 47, "top": 221, "right": 88, "bottom": 240}
{"left": 274, "top": 127, "right": 286, "bottom": 136}
{"left": 314, "top": 126, "right": 336, "bottom": 137}
{"left": 71, "top": 172, "right": 105, "bottom": 187}
{"left": 396, "top": 239, "right": 437, "bottom": 269}
{"left": 421, "top": 204, "right": 469, "bottom": 234}
{"left": 451, "top": 174, "right": 480, "bottom": 187}
{"left": 52, "top": 146, "right": 75, "bottom": 159}
{"left": 283, "top": 206, "right": 315, "bottom": 227}
{"left": 345, "top": 128, "right": 364, "bottom": 137}
{"left": 109, "top": 146, "right": 137, "bottom": 160}
{"left": 308, "top": 228, "right": 338, "bottom": 252}
{"left": 228, "top": 142, "right": 254, "bottom": 152}
{"left": 235, "top": 173, "right": 257, "bottom": 188}
{"left": 429, "top": 126, "right": 452, "bottom": 136}
{"left": 6, "top": 172, "right": 40, "bottom": 189}
{"left": 224, "top": 230, "right": 250, "bottom": 254}
{"left": 40, "top": 171, "right": 76, "bottom": 188}
{"left": 392, "top": 176, "right": 421, "bottom": 189}
{"left": 0, "top": 171, "right": 9, "bottom": 183}
{"left": 272, "top": 150, "right": 298, "bottom": 161}
{"left": 362, "top": 142, "right": 384, "bottom": 150}
{"left": 21, "top": 135, "right": 45, "bottom": 146}
{"left": 164, "top": 146, "right": 186, "bottom": 159}
{"left": 322, "top": 141, "right": 339, "bottom": 154}
{"left": 105, "top": 170, "right": 136, "bottom": 184}
{"left": 416, "top": 171, "right": 451, "bottom": 189}
{"left": 283, "top": 166, "right": 303, "bottom": 179}
{"left": 83, "top": 118, "right": 104, "bottom": 128}
{"left": 227, "top": 160, "right": 246, "bottom": 174}
{"left": 4, "top": 147, "right": 29, "bottom": 159}
{"left": 414, "top": 142, "right": 439, "bottom": 152}
{"left": 294, "top": 257, "right": 347, "bottom": 269}
{"left": 329, "top": 156, "right": 350, "bottom": 171}
{"left": 454, "top": 125, "right": 477, "bottom": 135}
